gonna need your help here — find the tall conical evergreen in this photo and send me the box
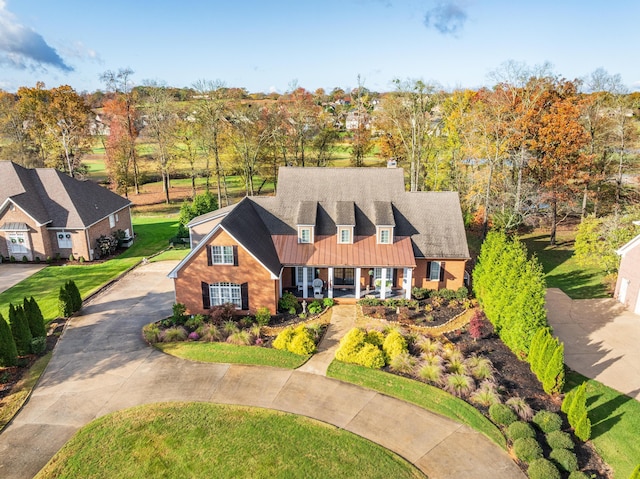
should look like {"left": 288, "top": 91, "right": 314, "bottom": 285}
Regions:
{"left": 65, "top": 280, "right": 82, "bottom": 313}
{"left": 9, "top": 303, "right": 32, "bottom": 355}
{"left": 59, "top": 286, "right": 72, "bottom": 317}
{"left": 0, "top": 313, "right": 18, "bottom": 367}
{"left": 24, "top": 297, "right": 46, "bottom": 338}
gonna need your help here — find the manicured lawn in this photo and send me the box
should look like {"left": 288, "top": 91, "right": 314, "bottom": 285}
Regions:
{"left": 520, "top": 230, "right": 609, "bottom": 299}
{"left": 566, "top": 371, "right": 640, "bottom": 479}
{"left": 0, "top": 216, "right": 179, "bottom": 323}
{"left": 156, "top": 342, "right": 309, "bottom": 369}
{"left": 148, "top": 247, "right": 189, "bottom": 262}
{"left": 327, "top": 360, "right": 505, "bottom": 449}
{"left": 35, "top": 403, "right": 424, "bottom": 479}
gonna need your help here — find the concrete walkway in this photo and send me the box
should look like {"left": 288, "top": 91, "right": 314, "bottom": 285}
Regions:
{"left": 546, "top": 288, "right": 640, "bottom": 401}
{"left": 0, "top": 262, "right": 523, "bottom": 479}
{"left": 0, "top": 263, "right": 47, "bottom": 294}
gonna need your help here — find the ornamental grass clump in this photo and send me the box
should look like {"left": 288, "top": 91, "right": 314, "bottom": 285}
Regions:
{"left": 222, "top": 320, "right": 240, "bottom": 337}
{"left": 506, "top": 396, "right": 534, "bottom": 421}
{"left": 162, "top": 326, "right": 188, "bottom": 342}
{"left": 466, "top": 355, "right": 494, "bottom": 381}
{"left": 198, "top": 324, "right": 222, "bottom": 342}
{"left": 506, "top": 421, "right": 536, "bottom": 442}
{"left": 389, "top": 352, "right": 417, "bottom": 374}
{"left": 416, "top": 336, "right": 442, "bottom": 355}
{"left": 549, "top": 448, "right": 578, "bottom": 472}
{"left": 143, "top": 323, "right": 161, "bottom": 344}
{"left": 527, "top": 458, "right": 561, "bottom": 479}
{"left": 513, "top": 437, "right": 543, "bottom": 463}
{"left": 418, "top": 363, "right": 444, "bottom": 384}
{"left": 469, "top": 380, "right": 501, "bottom": 407}
{"left": 226, "top": 330, "right": 252, "bottom": 346}
{"left": 443, "top": 373, "right": 475, "bottom": 398}
{"left": 489, "top": 403, "right": 518, "bottom": 426}
{"left": 532, "top": 410, "right": 563, "bottom": 433}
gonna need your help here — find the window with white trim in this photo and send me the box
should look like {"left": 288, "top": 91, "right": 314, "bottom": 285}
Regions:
{"left": 109, "top": 214, "right": 115, "bottom": 228}
{"left": 209, "top": 282, "right": 242, "bottom": 308}
{"left": 57, "top": 232, "right": 73, "bottom": 249}
{"left": 429, "top": 261, "right": 441, "bottom": 281}
{"left": 338, "top": 227, "right": 352, "bottom": 244}
{"left": 296, "top": 266, "right": 315, "bottom": 285}
{"left": 378, "top": 228, "right": 392, "bottom": 244}
{"left": 211, "top": 245, "right": 234, "bottom": 264}
{"left": 299, "top": 227, "right": 312, "bottom": 243}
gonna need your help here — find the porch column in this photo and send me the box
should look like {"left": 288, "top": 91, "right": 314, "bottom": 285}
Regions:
{"left": 380, "top": 267, "right": 387, "bottom": 300}
{"left": 328, "top": 267, "right": 334, "bottom": 299}
{"left": 405, "top": 267, "right": 413, "bottom": 299}
{"left": 279, "top": 270, "right": 283, "bottom": 298}
{"left": 355, "top": 267, "right": 361, "bottom": 299}
{"left": 303, "top": 267, "right": 308, "bottom": 298}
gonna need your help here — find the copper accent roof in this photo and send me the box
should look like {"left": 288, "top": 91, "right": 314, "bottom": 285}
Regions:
{"left": 273, "top": 234, "right": 416, "bottom": 267}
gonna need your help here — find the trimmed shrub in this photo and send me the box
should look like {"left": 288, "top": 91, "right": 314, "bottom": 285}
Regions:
{"left": 546, "top": 430, "right": 574, "bottom": 450}
{"left": 278, "top": 292, "right": 298, "bottom": 314}
{"left": 142, "top": 324, "right": 161, "bottom": 344}
{"left": 288, "top": 326, "right": 316, "bottom": 355}
{"left": 365, "top": 330, "right": 385, "bottom": 348}
{"left": 58, "top": 286, "right": 73, "bottom": 317}
{"left": 24, "top": 297, "right": 46, "bottom": 338}
{"left": 382, "top": 329, "right": 407, "bottom": 361}
{"left": 506, "top": 421, "right": 536, "bottom": 442}
{"left": 532, "top": 410, "right": 563, "bottom": 433}
{"left": 272, "top": 326, "right": 295, "bottom": 350}
{"left": 566, "top": 382, "right": 591, "bottom": 442}
{"left": 307, "top": 300, "right": 323, "bottom": 315}
{"left": 9, "top": 304, "right": 32, "bottom": 355}
{"left": 323, "top": 298, "right": 334, "bottom": 308}
{"left": 543, "top": 341, "right": 565, "bottom": 394}
{"left": 354, "top": 343, "right": 386, "bottom": 369}
{"left": 527, "top": 458, "right": 561, "bottom": 479}
{"left": 489, "top": 403, "right": 518, "bottom": 426}
{"left": 549, "top": 448, "right": 578, "bottom": 472}
{"left": 573, "top": 411, "right": 592, "bottom": 443}
{"left": 513, "top": 437, "right": 543, "bottom": 463}
{"left": 30, "top": 336, "right": 46, "bottom": 355}
{"left": 0, "top": 313, "right": 18, "bottom": 367}
{"left": 567, "top": 472, "right": 590, "bottom": 479}
{"left": 254, "top": 307, "right": 271, "bottom": 327}
{"left": 170, "top": 303, "right": 187, "bottom": 326}
{"left": 335, "top": 328, "right": 385, "bottom": 369}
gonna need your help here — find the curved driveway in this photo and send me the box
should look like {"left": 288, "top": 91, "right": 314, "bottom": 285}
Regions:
{"left": 0, "top": 261, "right": 523, "bottom": 479}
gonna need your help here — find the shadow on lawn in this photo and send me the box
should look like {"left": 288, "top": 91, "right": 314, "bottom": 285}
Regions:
{"left": 546, "top": 270, "right": 609, "bottom": 299}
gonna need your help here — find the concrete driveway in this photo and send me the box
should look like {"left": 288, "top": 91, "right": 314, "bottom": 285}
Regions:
{"left": 0, "top": 261, "right": 523, "bottom": 479}
{"left": 0, "top": 263, "right": 47, "bottom": 294}
{"left": 546, "top": 288, "right": 640, "bottom": 401}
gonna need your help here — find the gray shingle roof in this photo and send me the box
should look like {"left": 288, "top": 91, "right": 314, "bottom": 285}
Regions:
{"left": 335, "top": 201, "right": 355, "bottom": 226}
{"left": 0, "top": 161, "right": 131, "bottom": 228}
{"left": 296, "top": 201, "right": 317, "bottom": 225}
{"left": 373, "top": 201, "right": 395, "bottom": 226}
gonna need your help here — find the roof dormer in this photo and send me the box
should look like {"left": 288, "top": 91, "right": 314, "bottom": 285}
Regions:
{"left": 296, "top": 201, "right": 317, "bottom": 244}
{"left": 373, "top": 201, "right": 395, "bottom": 244}
{"left": 335, "top": 201, "right": 355, "bottom": 244}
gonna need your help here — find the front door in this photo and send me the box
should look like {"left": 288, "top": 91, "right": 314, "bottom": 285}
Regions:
{"left": 619, "top": 278, "right": 630, "bottom": 304}
{"left": 333, "top": 268, "right": 354, "bottom": 286}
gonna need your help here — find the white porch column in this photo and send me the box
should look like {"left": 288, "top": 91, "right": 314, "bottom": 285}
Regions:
{"left": 303, "top": 267, "right": 308, "bottom": 298}
{"left": 355, "top": 267, "right": 361, "bottom": 299}
{"left": 380, "top": 267, "right": 387, "bottom": 300}
{"left": 405, "top": 268, "right": 413, "bottom": 299}
{"left": 279, "top": 270, "right": 283, "bottom": 298}
{"left": 328, "top": 267, "right": 334, "bottom": 299}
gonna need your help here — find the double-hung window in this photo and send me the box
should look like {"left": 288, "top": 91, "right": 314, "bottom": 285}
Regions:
{"left": 428, "top": 261, "right": 441, "bottom": 281}
{"left": 299, "top": 227, "right": 311, "bottom": 243}
{"left": 211, "top": 245, "right": 234, "bottom": 264}
{"left": 338, "top": 227, "right": 352, "bottom": 244}
{"left": 209, "top": 282, "right": 242, "bottom": 308}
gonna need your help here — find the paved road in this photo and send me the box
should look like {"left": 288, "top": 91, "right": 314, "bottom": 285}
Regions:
{"left": 0, "top": 264, "right": 47, "bottom": 294}
{"left": 546, "top": 288, "right": 640, "bottom": 401}
{"left": 0, "top": 261, "right": 523, "bottom": 479}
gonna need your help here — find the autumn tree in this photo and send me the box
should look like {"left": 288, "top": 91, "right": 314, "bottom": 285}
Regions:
{"left": 141, "top": 81, "right": 177, "bottom": 204}
{"left": 278, "top": 85, "right": 320, "bottom": 167}
{"left": 349, "top": 77, "right": 373, "bottom": 167}
{"left": 0, "top": 90, "right": 40, "bottom": 166}
{"left": 525, "top": 79, "right": 590, "bottom": 244}
{"left": 173, "top": 109, "right": 200, "bottom": 197}
{"left": 100, "top": 68, "right": 141, "bottom": 194}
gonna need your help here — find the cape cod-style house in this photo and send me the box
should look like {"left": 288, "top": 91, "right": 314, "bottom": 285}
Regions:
{"left": 0, "top": 161, "right": 133, "bottom": 262}
{"left": 169, "top": 167, "right": 470, "bottom": 314}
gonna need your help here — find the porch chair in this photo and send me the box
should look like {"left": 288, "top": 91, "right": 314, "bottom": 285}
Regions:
{"left": 312, "top": 278, "right": 324, "bottom": 298}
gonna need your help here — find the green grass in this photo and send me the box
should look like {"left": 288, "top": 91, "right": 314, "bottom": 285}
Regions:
{"left": 149, "top": 247, "right": 189, "bottom": 262}
{"left": 0, "top": 216, "right": 179, "bottom": 323}
{"left": 519, "top": 231, "right": 609, "bottom": 299}
{"left": 35, "top": 402, "right": 424, "bottom": 479}
{"left": 565, "top": 371, "right": 640, "bottom": 478}
{"left": 327, "top": 360, "right": 505, "bottom": 448}
{"left": 156, "top": 342, "right": 310, "bottom": 369}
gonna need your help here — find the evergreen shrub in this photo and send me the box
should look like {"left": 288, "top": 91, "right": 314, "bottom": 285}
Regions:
{"left": 532, "top": 410, "right": 563, "bottom": 433}
{"left": 489, "top": 403, "right": 517, "bottom": 426}
{"left": 513, "top": 437, "right": 543, "bottom": 463}
{"left": 0, "top": 313, "right": 18, "bottom": 367}
{"left": 527, "top": 458, "right": 561, "bottom": 479}
{"left": 546, "top": 430, "right": 574, "bottom": 450}
{"left": 549, "top": 448, "right": 578, "bottom": 472}
{"left": 506, "top": 421, "right": 536, "bottom": 441}
{"left": 9, "top": 304, "right": 32, "bottom": 355}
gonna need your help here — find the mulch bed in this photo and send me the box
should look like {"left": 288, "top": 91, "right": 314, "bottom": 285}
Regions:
{"left": 444, "top": 327, "right": 611, "bottom": 478}
{"left": 361, "top": 299, "right": 466, "bottom": 328}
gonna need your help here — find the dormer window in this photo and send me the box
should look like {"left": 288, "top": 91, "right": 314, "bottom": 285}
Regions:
{"left": 338, "top": 226, "right": 353, "bottom": 244}
{"left": 298, "top": 226, "right": 313, "bottom": 244}
{"left": 377, "top": 227, "right": 393, "bottom": 244}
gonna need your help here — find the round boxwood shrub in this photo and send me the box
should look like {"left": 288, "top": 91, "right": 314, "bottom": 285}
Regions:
{"left": 546, "top": 430, "right": 574, "bottom": 450}
{"left": 532, "top": 410, "right": 563, "bottom": 433}
{"left": 568, "top": 471, "right": 590, "bottom": 479}
{"left": 489, "top": 403, "right": 518, "bottom": 426}
{"left": 506, "top": 421, "right": 536, "bottom": 441}
{"left": 513, "top": 437, "right": 543, "bottom": 463}
{"left": 528, "top": 458, "right": 561, "bottom": 479}
{"left": 549, "top": 448, "right": 578, "bottom": 472}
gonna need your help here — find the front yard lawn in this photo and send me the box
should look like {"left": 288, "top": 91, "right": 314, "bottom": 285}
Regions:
{"left": 156, "top": 342, "right": 309, "bottom": 369}
{"left": 35, "top": 402, "right": 424, "bottom": 479}
{"left": 0, "top": 216, "right": 178, "bottom": 322}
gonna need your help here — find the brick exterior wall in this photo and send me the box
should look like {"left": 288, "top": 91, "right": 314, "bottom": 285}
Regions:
{"left": 615, "top": 242, "right": 640, "bottom": 314}
{"left": 0, "top": 205, "right": 45, "bottom": 261}
{"left": 413, "top": 258, "right": 467, "bottom": 291}
{"left": 85, "top": 206, "right": 133, "bottom": 260}
{"left": 174, "top": 228, "right": 279, "bottom": 315}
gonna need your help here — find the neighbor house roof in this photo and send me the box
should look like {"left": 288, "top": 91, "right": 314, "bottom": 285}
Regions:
{"left": 0, "top": 161, "right": 131, "bottom": 229}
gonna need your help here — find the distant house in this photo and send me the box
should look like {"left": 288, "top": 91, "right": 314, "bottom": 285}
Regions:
{"left": 169, "top": 167, "right": 470, "bottom": 315}
{"left": 615, "top": 224, "right": 640, "bottom": 315}
{"left": 345, "top": 111, "right": 370, "bottom": 131}
{"left": 0, "top": 161, "right": 133, "bottom": 262}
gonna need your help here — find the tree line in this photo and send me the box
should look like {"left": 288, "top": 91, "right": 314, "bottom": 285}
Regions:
{"left": 1, "top": 63, "right": 638, "bottom": 244}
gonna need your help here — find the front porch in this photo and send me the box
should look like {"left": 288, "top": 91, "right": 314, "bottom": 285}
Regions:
{"left": 280, "top": 265, "right": 414, "bottom": 302}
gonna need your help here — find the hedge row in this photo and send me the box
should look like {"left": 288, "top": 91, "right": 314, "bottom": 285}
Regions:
{"left": 561, "top": 382, "right": 592, "bottom": 441}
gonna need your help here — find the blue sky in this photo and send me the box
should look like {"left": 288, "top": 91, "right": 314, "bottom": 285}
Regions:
{"left": 1, "top": 0, "right": 638, "bottom": 93}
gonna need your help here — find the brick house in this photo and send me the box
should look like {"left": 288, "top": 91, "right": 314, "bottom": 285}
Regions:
{"left": 0, "top": 161, "right": 133, "bottom": 262}
{"left": 169, "top": 167, "right": 470, "bottom": 314}
{"left": 615, "top": 225, "right": 640, "bottom": 315}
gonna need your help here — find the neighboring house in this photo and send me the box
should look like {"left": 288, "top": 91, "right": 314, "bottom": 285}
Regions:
{"left": 169, "top": 167, "right": 470, "bottom": 315}
{"left": 345, "top": 111, "right": 370, "bottom": 130}
{"left": 615, "top": 225, "right": 640, "bottom": 315}
{"left": 0, "top": 161, "right": 133, "bottom": 262}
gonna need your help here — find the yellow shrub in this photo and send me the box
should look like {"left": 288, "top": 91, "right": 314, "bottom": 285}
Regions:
{"left": 383, "top": 330, "right": 407, "bottom": 361}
